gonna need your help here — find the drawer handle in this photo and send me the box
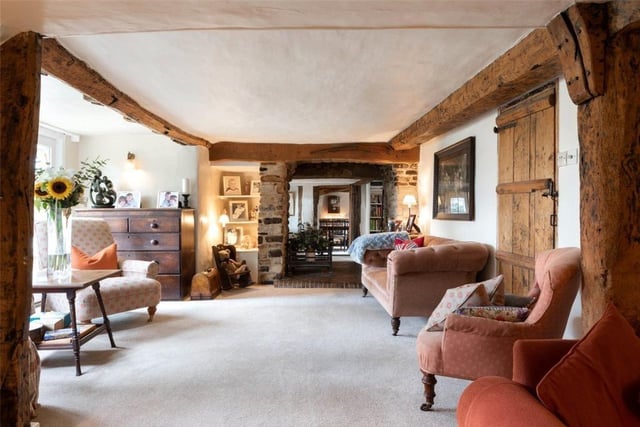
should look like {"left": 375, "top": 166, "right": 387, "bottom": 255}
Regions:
{"left": 150, "top": 222, "right": 159, "bottom": 229}
{"left": 150, "top": 239, "right": 159, "bottom": 246}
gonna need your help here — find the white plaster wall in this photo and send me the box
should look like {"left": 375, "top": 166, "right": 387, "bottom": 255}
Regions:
{"left": 319, "top": 192, "right": 349, "bottom": 218}
{"left": 418, "top": 79, "right": 582, "bottom": 338}
{"left": 77, "top": 133, "right": 199, "bottom": 210}
{"left": 557, "top": 78, "right": 582, "bottom": 338}
{"left": 419, "top": 111, "right": 499, "bottom": 250}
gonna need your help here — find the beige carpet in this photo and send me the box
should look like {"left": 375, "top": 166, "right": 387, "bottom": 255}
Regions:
{"left": 35, "top": 286, "right": 468, "bottom": 427}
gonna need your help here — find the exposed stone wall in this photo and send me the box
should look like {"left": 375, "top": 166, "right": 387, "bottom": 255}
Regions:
{"left": 390, "top": 163, "right": 419, "bottom": 222}
{"left": 257, "top": 162, "right": 289, "bottom": 283}
{"left": 256, "top": 161, "right": 417, "bottom": 282}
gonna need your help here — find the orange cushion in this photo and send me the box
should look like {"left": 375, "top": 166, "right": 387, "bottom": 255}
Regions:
{"left": 536, "top": 303, "right": 640, "bottom": 426}
{"left": 71, "top": 243, "right": 118, "bottom": 270}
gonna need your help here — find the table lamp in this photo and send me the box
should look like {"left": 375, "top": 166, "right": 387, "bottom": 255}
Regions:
{"left": 219, "top": 210, "right": 230, "bottom": 243}
{"left": 403, "top": 194, "right": 417, "bottom": 216}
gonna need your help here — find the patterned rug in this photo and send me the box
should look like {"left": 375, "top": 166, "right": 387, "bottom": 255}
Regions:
{"left": 274, "top": 261, "right": 362, "bottom": 289}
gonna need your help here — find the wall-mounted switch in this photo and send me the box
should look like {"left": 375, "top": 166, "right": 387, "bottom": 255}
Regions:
{"left": 558, "top": 151, "right": 567, "bottom": 167}
{"left": 566, "top": 148, "right": 578, "bottom": 165}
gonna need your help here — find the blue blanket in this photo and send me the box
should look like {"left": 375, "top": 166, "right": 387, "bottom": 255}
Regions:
{"left": 348, "top": 231, "right": 410, "bottom": 264}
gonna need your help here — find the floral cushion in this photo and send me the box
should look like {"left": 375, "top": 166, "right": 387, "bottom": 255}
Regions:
{"left": 394, "top": 236, "right": 424, "bottom": 250}
{"left": 425, "top": 282, "right": 491, "bottom": 331}
{"left": 454, "top": 305, "right": 530, "bottom": 322}
{"left": 71, "top": 243, "right": 118, "bottom": 270}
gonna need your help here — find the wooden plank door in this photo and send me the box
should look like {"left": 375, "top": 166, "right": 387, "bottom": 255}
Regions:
{"left": 496, "top": 84, "right": 557, "bottom": 295}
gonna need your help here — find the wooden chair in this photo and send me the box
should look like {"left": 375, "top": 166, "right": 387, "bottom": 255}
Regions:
{"left": 212, "top": 244, "right": 252, "bottom": 290}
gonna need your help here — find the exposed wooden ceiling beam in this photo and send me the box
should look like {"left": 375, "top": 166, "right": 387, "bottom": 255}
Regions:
{"left": 547, "top": 3, "right": 607, "bottom": 105}
{"left": 389, "top": 28, "right": 562, "bottom": 149}
{"left": 40, "top": 37, "right": 211, "bottom": 148}
{"left": 209, "top": 141, "right": 419, "bottom": 164}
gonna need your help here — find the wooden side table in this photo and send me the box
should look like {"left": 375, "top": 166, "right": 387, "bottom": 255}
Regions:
{"left": 32, "top": 269, "right": 120, "bottom": 376}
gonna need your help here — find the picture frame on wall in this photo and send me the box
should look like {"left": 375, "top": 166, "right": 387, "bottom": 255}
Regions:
{"left": 229, "top": 200, "right": 249, "bottom": 221}
{"left": 157, "top": 191, "right": 179, "bottom": 208}
{"left": 328, "top": 195, "right": 340, "bottom": 214}
{"left": 433, "top": 136, "right": 475, "bottom": 221}
{"left": 250, "top": 180, "right": 261, "bottom": 195}
{"left": 116, "top": 191, "right": 141, "bottom": 208}
{"left": 223, "top": 176, "right": 242, "bottom": 195}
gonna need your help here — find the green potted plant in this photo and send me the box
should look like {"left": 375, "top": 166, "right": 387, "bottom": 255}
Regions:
{"left": 289, "top": 222, "right": 330, "bottom": 257}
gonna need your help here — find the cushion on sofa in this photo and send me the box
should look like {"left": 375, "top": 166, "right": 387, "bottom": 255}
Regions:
{"left": 394, "top": 236, "right": 424, "bottom": 250}
{"left": 536, "top": 303, "right": 640, "bottom": 426}
{"left": 425, "top": 282, "right": 490, "bottom": 331}
{"left": 71, "top": 243, "right": 118, "bottom": 270}
{"left": 455, "top": 305, "right": 529, "bottom": 322}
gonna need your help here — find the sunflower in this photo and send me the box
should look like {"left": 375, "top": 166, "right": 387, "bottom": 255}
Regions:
{"left": 34, "top": 183, "right": 49, "bottom": 199}
{"left": 47, "top": 177, "right": 74, "bottom": 200}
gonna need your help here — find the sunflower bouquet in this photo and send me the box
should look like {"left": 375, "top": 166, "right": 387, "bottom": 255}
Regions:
{"left": 34, "top": 157, "right": 107, "bottom": 277}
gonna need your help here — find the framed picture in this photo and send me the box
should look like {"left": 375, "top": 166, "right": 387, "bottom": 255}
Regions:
{"left": 229, "top": 200, "right": 249, "bottom": 221}
{"left": 328, "top": 195, "right": 340, "bottom": 214}
{"left": 433, "top": 136, "right": 475, "bottom": 220}
{"left": 225, "top": 226, "right": 243, "bottom": 246}
{"left": 223, "top": 176, "right": 242, "bottom": 195}
{"left": 289, "top": 191, "right": 296, "bottom": 216}
{"left": 116, "top": 191, "right": 141, "bottom": 208}
{"left": 157, "top": 191, "right": 179, "bottom": 208}
{"left": 250, "top": 179, "right": 261, "bottom": 195}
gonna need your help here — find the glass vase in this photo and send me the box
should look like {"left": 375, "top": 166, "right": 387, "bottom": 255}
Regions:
{"left": 47, "top": 203, "right": 72, "bottom": 280}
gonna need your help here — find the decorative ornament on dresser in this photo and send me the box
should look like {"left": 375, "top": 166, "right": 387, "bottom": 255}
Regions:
{"left": 89, "top": 169, "right": 117, "bottom": 208}
{"left": 34, "top": 157, "right": 108, "bottom": 278}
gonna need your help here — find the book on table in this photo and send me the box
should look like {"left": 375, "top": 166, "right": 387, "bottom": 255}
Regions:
{"left": 39, "top": 324, "right": 98, "bottom": 345}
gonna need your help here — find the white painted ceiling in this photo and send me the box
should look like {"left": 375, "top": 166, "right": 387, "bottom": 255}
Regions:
{"left": 1, "top": 0, "right": 575, "bottom": 143}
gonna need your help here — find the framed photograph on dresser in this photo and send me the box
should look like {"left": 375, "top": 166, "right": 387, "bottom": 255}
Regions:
{"left": 116, "top": 191, "right": 141, "bottom": 208}
{"left": 157, "top": 191, "right": 179, "bottom": 208}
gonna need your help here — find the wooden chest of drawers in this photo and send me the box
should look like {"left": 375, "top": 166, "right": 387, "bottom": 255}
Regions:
{"left": 74, "top": 208, "right": 195, "bottom": 300}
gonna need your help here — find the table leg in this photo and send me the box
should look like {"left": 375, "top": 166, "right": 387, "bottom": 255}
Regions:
{"left": 92, "top": 282, "right": 116, "bottom": 348}
{"left": 65, "top": 290, "right": 82, "bottom": 376}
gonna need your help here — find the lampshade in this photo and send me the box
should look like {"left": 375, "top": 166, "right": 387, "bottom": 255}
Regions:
{"left": 403, "top": 194, "right": 417, "bottom": 207}
{"left": 218, "top": 212, "right": 230, "bottom": 227}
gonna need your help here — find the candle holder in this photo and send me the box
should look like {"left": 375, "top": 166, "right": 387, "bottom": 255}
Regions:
{"left": 181, "top": 193, "right": 191, "bottom": 209}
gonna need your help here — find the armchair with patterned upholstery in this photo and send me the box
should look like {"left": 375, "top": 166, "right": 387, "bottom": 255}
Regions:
{"left": 36, "top": 217, "right": 162, "bottom": 322}
{"left": 416, "top": 247, "right": 582, "bottom": 411}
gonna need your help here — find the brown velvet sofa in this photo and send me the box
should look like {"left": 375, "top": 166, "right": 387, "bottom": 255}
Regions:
{"left": 359, "top": 235, "right": 490, "bottom": 335}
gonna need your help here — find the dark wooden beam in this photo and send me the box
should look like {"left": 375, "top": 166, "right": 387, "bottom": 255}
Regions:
{"left": 547, "top": 3, "right": 607, "bottom": 104}
{"left": 0, "top": 31, "right": 40, "bottom": 426}
{"left": 40, "top": 38, "right": 211, "bottom": 148}
{"left": 292, "top": 162, "right": 390, "bottom": 180}
{"left": 209, "top": 141, "right": 419, "bottom": 164}
{"left": 389, "top": 29, "right": 562, "bottom": 149}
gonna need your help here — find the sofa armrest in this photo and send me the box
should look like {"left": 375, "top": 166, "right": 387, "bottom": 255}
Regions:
{"left": 387, "top": 242, "right": 489, "bottom": 276}
{"left": 457, "top": 376, "right": 565, "bottom": 427}
{"left": 120, "top": 259, "right": 159, "bottom": 279}
{"left": 512, "top": 339, "right": 578, "bottom": 390}
{"left": 362, "top": 249, "right": 392, "bottom": 268}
